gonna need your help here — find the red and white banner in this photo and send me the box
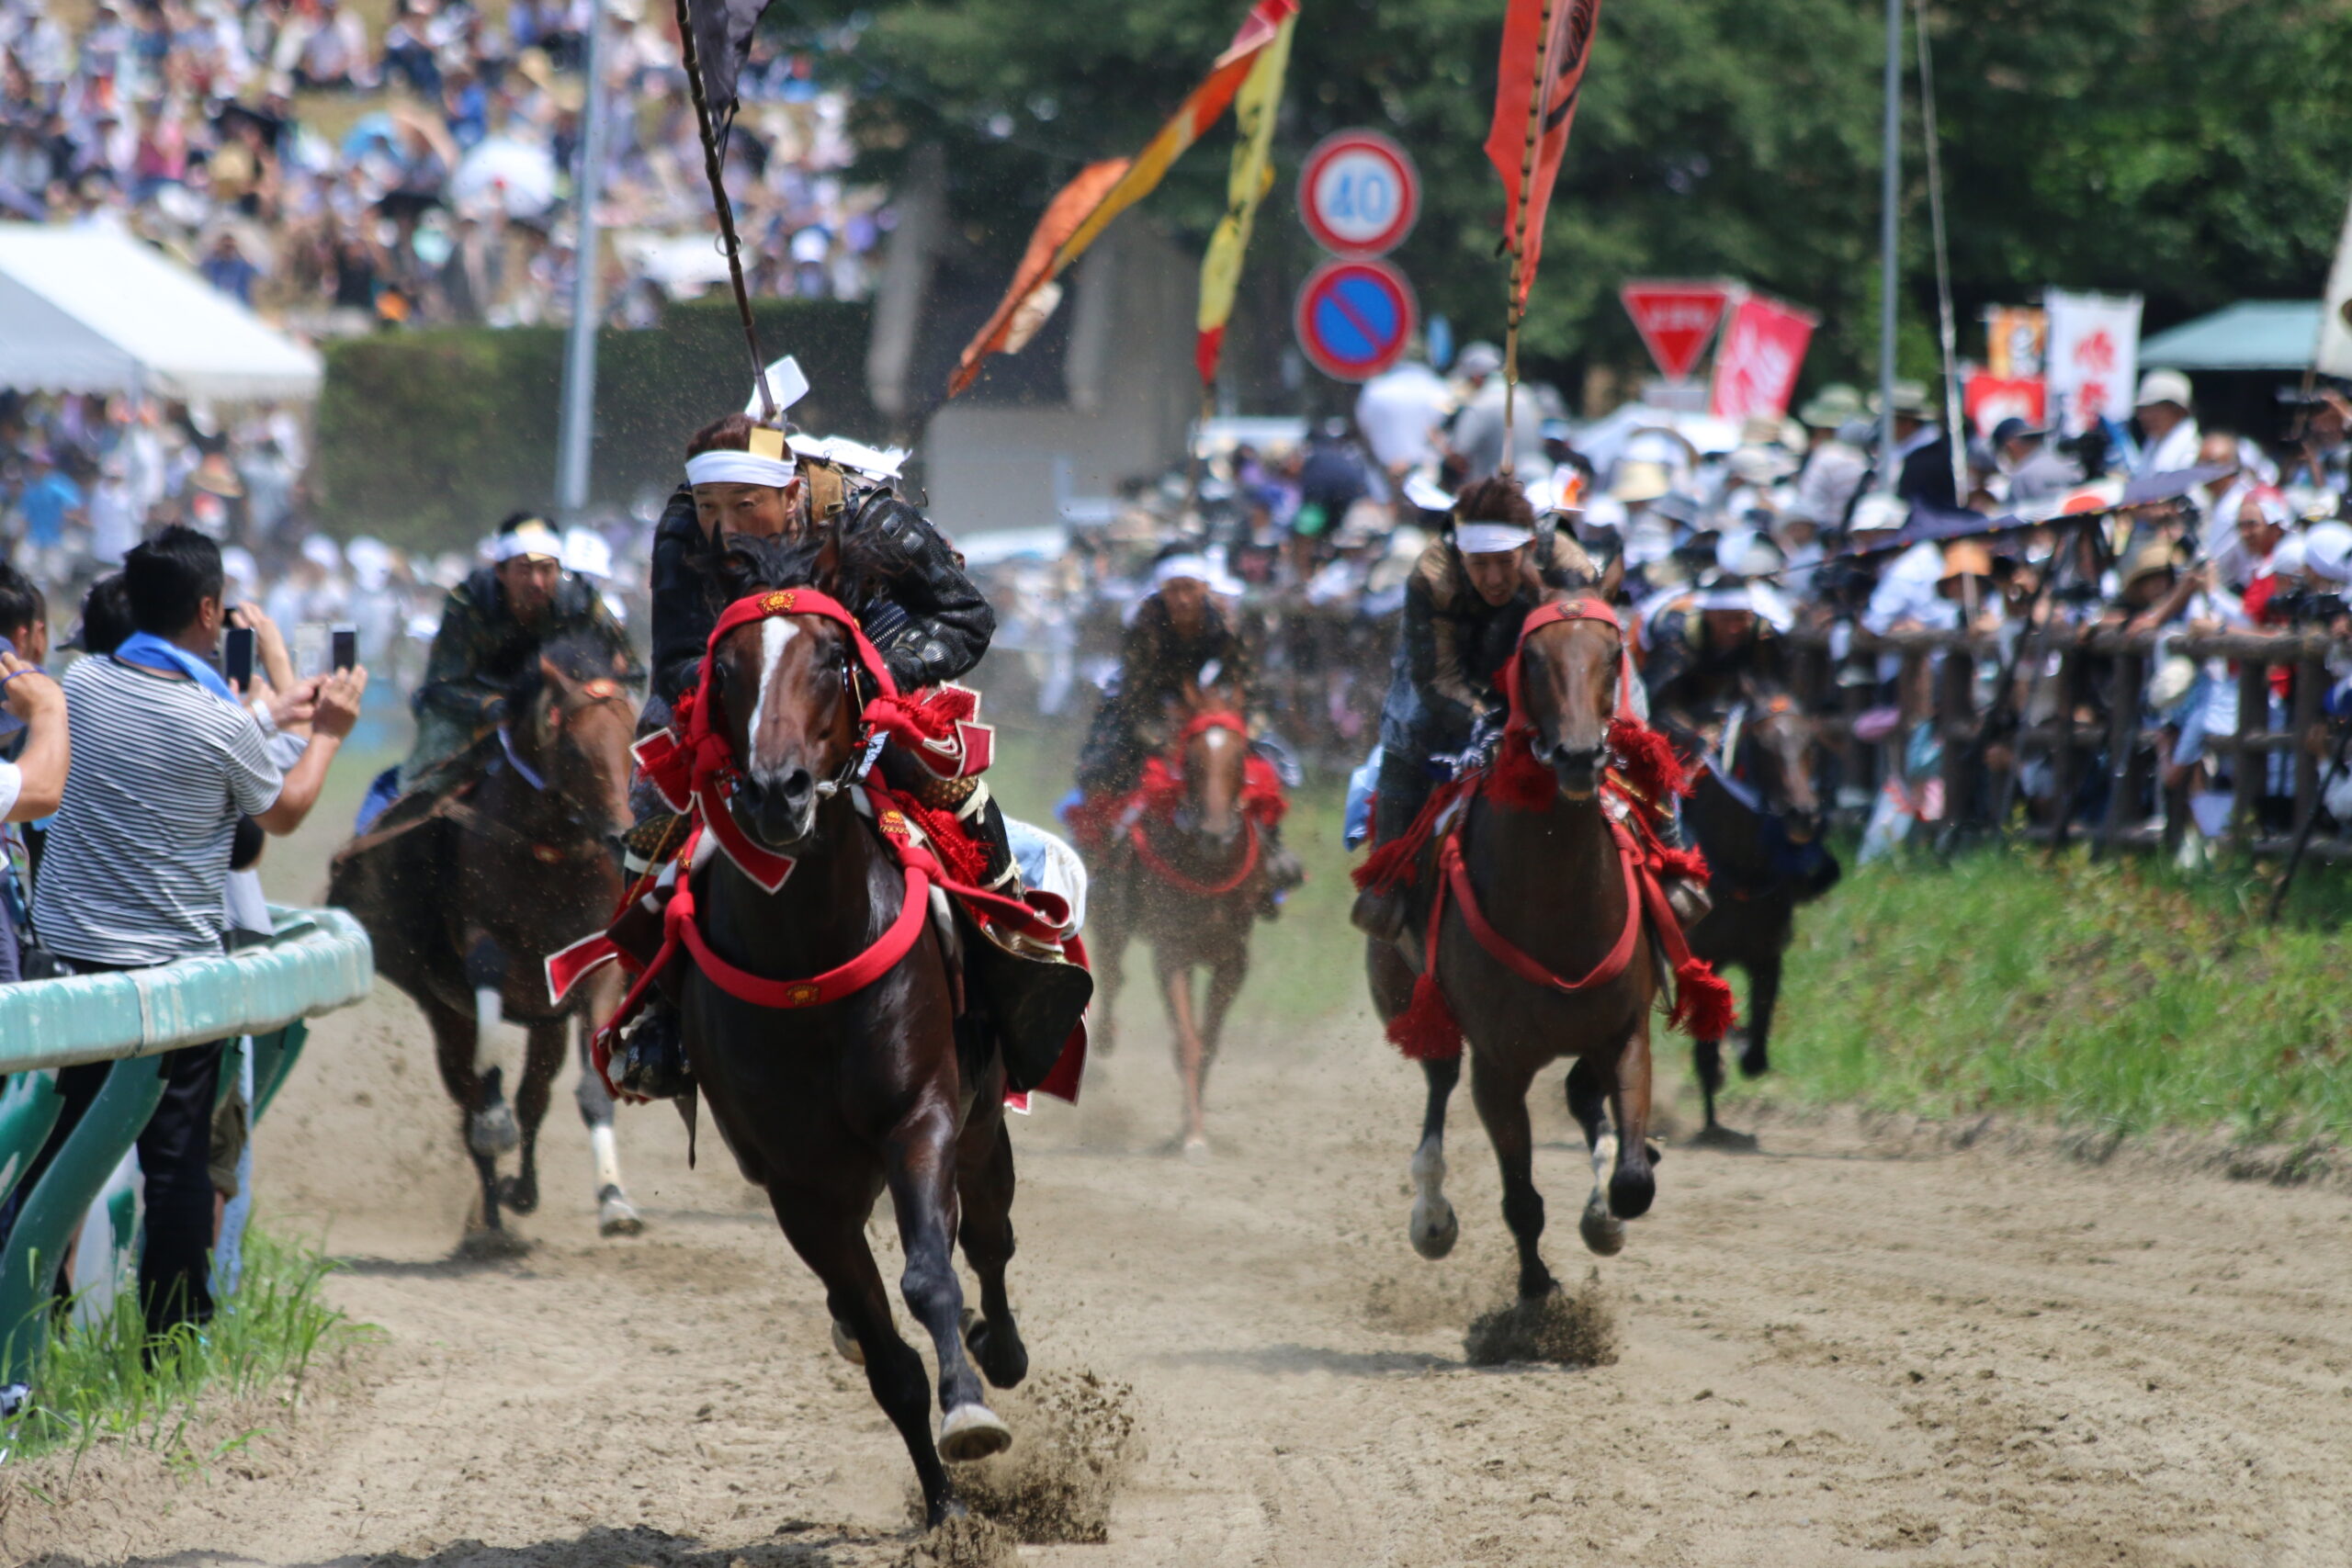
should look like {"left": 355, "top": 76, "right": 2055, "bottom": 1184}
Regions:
{"left": 1619, "top": 280, "right": 1731, "bottom": 382}
{"left": 1707, "top": 294, "right": 1817, "bottom": 421}
{"left": 1962, "top": 374, "right": 2047, "bottom": 438}
{"left": 2043, "top": 288, "right": 2141, "bottom": 436}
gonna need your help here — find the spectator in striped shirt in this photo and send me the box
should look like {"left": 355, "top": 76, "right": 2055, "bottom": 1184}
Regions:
{"left": 28, "top": 525, "right": 365, "bottom": 1341}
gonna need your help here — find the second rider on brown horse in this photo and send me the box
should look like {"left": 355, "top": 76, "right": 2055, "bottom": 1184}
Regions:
{"left": 613, "top": 408, "right": 1088, "bottom": 1098}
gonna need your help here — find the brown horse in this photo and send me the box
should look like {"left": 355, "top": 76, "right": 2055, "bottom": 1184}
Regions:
{"left": 1087, "top": 694, "right": 1267, "bottom": 1156}
{"left": 331, "top": 635, "right": 644, "bottom": 1238}
{"left": 1366, "top": 606, "right": 1667, "bottom": 1299}
{"left": 1681, "top": 685, "right": 1838, "bottom": 1145}
{"left": 673, "top": 536, "right": 1028, "bottom": 1527}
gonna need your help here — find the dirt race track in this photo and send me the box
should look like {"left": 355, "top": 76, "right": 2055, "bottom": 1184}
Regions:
{"left": 18, "top": 952, "right": 2352, "bottom": 1568}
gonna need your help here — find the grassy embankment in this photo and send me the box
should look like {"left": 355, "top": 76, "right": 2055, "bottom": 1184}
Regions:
{"left": 7, "top": 1230, "right": 368, "bottom": 1473}
{"left": 989, "top": 726, "right": 2352, "bottom": 1148}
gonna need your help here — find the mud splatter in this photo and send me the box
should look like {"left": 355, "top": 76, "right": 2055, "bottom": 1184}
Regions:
{"left": 949, "top": 1369, "right": 1139, "bottom": 1543}
{"left": 1464, "top": 1269, "right": 1618, "bottom": 1367}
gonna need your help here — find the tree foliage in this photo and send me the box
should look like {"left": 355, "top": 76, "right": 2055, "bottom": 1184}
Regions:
{"left": 781, "top": 0, "right": 2352, "bottom": 397}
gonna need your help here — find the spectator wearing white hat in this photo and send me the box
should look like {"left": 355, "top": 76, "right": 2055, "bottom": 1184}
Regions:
{"left": 1445, "top": 342, "right": 1545, "bottom": 485}
{"left": 2132, "top": 369, "right": 2201, "bottom": 479}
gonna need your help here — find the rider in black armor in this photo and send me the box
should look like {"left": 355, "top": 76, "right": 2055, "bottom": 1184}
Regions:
{"left": 615, "top": 412, "right": 1084, "bottom": 1098}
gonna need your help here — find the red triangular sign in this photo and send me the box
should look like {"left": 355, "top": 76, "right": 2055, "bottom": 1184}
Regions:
{"left": 1620, "top": 281, "right": 1733, "bottom": 382}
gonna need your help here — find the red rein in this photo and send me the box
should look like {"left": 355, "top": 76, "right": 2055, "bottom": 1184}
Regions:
{"left": 1373, "top": 599, "right": 1736, "bottom": 1059}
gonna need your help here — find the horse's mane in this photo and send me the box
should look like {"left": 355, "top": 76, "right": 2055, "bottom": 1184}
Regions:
{"left": 695, "top": 509, "right": 909, "bottom": 614}
{"left": 515, "top": 630, "right": 639, "bottom": 716}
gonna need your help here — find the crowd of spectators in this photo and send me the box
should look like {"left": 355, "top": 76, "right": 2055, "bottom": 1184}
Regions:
{"left": 0, "top": 0, "right": 888, "bottom": 331}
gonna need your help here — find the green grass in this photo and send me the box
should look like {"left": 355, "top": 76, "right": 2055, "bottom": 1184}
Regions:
{"left": 6, "top": 1228, "right": 371, "bottom": 1475}
{"left": 1759, "top": 845, "right": 2352, "bottom": 1147}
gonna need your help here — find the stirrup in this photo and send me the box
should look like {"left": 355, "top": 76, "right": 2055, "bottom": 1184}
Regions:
{"left": 616, "top": 1006, "right": 692, "bottom": 1100}
{"left": 1666, "top": 877, "right": 1712, "bottom": 927}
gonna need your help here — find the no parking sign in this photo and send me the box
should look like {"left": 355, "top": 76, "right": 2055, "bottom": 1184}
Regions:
{"left": 1294, "top": 258, "right": 1418, "bottom": 382}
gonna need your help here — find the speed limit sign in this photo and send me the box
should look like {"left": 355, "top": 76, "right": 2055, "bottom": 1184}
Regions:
{"left": 1297, "top": 130, "right": 1420, "bottom": 257}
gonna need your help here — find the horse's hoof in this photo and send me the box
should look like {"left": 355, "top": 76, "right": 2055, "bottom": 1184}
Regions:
{"left": 597, "top": 1187, "right": 645, "bottom": 1236}
{"left": 495, "top": 1175, "right": 539, "bottom": 1214}
{"left": 1689, "top": 1122, "right": 1760, "bottom": 1153}
{"left": 1609, "top": 1167, "right": 1657, "bottom": 1221}
{"left": 1408, "top": 1196, "right": 1459, "bottom": 1260}
{"left": 1579, "top": 1194, "right": 1626, "bottom": 1257}
{"left": 1182, "top": 1134, "right": 1210, "bottom": 1165}
{"left": 831, "top": 1319, "right": 865, "bottom": 1366}
{"left": 937, "top": 1402, "right": 1012, "bottom": 1463}
{"left": 469, "top": 1100, "right": 519, "bottom": 1156}
{"left": 1737, "top": 1047, "right": 1770, "bottom": 1080}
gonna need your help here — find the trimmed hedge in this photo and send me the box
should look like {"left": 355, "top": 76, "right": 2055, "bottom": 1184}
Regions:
{"left": 316, "top": 299, "right": 876, "bottom": 552}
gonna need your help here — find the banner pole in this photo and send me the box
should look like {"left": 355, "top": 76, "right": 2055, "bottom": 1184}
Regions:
{"left": 1500, "top": 0, "right": 1561, "bottom": 475}
{"left": 673, "top": 0, "right": 775, "bottom": 421}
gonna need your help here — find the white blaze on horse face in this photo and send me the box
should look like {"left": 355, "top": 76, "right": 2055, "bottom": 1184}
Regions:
{"left": 746, "top": 617, "right": 798, "bottom": 760}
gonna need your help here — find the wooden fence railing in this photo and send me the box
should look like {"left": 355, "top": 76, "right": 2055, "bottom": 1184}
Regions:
{"left": 1780, "top": 625, "right": 2351, "bottom": 859}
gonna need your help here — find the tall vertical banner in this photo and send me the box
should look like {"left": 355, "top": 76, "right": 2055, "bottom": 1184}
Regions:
{"left": 1487, "top": 0, "right": 1604, "bottom": 315}
{"left": 1195, "top": 6, "right": 1297, "bottom": 385}
{"left": 2313, "top": 189, "right": 2352, "bottom": 378}
{"left": 2043, "top": 289, "right": 2143, "bottom": 435}
{"left": 1708, "top": 294, "right": 1817, "bottom": 421}
{"left": 953, "top": 0, "right": 1298, "bottom": 397}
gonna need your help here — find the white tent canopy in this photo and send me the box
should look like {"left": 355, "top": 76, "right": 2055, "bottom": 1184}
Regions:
{"left": 0, "top": 224, "right": 322, "bottom": 401}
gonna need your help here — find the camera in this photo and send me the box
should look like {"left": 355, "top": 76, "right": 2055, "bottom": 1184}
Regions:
{"left": 2267, "top": 588, "right": 2350, "bottom": 626}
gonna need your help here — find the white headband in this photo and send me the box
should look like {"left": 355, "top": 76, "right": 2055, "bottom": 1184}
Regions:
{"left": 494, "top": 520, "right": 563, "bottom": 561}
{"left": 685, "top": 450, "right": 798, "bottom": 489}
{"left": 1453, "top": 522, "right": 1533, "bottom": 556}
{"left": 1153, "top": 553, "right": 1214, "bottom": 589}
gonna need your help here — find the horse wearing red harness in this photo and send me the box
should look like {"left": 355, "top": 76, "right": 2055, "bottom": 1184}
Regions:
{"left": 1082, "top": 687, "right": 1285, "bottom": 1156}
{"left": 1359, "top": 597, "right": 1734, "bottom": 1299}
{"left": 575, "top": 533, "right": 1077, "bottom": 1526}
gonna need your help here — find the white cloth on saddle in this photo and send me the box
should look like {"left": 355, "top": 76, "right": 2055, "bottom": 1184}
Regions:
{"left": 1006, "top": 817, "right": 1088, "bottom": 933}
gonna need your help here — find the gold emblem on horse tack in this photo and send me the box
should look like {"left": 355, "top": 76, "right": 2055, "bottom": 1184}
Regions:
{"left": 786, "top": 981, "right": 823, "bottom": 1007}
{"left": 763, "top": 590, "right": 797, "bottom": 615}
{"left": 879, "top": 809, "right": 908, "bottom": 838}
{"left": 583, "top": 678, "right": 620, "bottom": 700}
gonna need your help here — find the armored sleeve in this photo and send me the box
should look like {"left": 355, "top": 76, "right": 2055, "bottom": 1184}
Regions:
{"left": 855, "top": 491, "right": 996, "bottom": 690}
{"left": 648, "top": 486, "right": 713, "bottom": 708}
{"left": 411, "top": 584, "right": 507, "bottom": 726}
{"left": 1402, "top": 572, "right": 1482, "bottom": 739}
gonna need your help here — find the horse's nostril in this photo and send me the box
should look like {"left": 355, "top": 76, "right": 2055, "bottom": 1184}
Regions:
{"left": 778, "top": 768, "right": 815, "bottom": 807}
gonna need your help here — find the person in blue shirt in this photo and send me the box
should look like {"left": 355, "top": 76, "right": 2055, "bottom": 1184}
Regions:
{"left": 16, "top": 452, "right": 83, "bottom": 551}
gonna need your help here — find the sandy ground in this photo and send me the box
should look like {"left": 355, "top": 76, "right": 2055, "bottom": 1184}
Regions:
{"left": 15, "top": 944, "right": 2352, "bottom": 1568}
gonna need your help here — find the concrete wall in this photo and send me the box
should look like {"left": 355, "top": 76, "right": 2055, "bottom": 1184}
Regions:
{"left": 918, "top": 219, "right": 1199, "bottom": 536}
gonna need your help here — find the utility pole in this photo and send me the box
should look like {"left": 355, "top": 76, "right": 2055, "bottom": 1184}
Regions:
{"left": 554, "top": 1, "right": 610, "bottom": 520}
{"left": 1876, "top": 0, "right": 1901, "bottom": 485}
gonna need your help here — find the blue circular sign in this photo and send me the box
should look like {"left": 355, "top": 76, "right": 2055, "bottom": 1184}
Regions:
{"left": 1295, "top": 258, "right": 1417, "bottom": 382}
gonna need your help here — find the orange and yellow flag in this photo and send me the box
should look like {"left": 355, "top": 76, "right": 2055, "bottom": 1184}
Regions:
{"left": 1194, "top": 4, "right": 1296, "bottom": 386}
{"left": 951, "top": 0, "right": 1299, "bottom": 398}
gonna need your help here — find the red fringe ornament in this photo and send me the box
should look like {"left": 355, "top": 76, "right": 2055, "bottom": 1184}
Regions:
{"left": 1669, "top": 956, "right": 1738, "bottom": 1042}
{"left": 1606, "top": 715, "right": 1691, "bottom": 805}
{"left": 1385, "top": 967, "right": 1464, "bottom": 1060}
{"left": 1486, "top": 727, "right": 1555, "bottom": 813}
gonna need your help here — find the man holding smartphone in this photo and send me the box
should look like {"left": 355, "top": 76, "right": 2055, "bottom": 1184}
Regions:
{"left": 28, "top": 525, "right": 366, "bottom": 1340}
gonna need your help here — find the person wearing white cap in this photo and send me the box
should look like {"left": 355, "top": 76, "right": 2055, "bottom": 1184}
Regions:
{"left": 388, "top": 510, "right": 639, "bottom": 806}
{"left": 1352, "top": 476, "right": 1598, "bottom": 942}
{"left": 1445, "top": 341, "right": 1546, "bottom": 484}
{"left": 2132, "top": 368, "right": 2201, "bottom": 479}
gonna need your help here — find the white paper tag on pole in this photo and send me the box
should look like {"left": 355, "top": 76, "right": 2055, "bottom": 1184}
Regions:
{"left": 744, "top": 355, "right": 812, "bottom": 418}
{"left": 789, "top": 433, "right": 909, "bottom": 480}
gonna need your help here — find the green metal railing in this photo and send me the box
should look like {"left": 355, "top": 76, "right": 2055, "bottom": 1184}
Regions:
{"left": 0, "top": 906, "right": 372, "bottom": 1386}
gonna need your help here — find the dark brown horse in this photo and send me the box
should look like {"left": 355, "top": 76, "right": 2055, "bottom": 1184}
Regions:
{"left": 1682, "top": 685, "right": 1838, "bottom": 1145}
{"left": 1088, "top": 694, "right": 1266, "bottom": 1156}
{"left": 1366, "top": 607, "right": 1666, "bottom": 1298}
{"left": 675, "top": 536, "right": 1027, "bottom": 1527}
{"left": 331, "top": 636, "right": 644, "bottom": 1237}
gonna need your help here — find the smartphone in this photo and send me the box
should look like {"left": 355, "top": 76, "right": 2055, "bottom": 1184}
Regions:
{"left": 331, "top": 626, "right": 357, "bottom": 672}
{"left": 222, "top": 626, "right": 256, "bottom": 688}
